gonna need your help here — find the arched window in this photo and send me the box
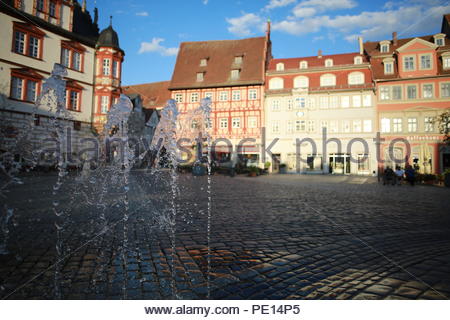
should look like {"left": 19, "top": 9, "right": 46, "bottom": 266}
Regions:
{"left": 348, "top": 72, "right": 364, "bottom": 85}
{"left": 269, "top": 77, "right": 284, "bottom": 90}
{"left": 299, "top": 61, "right": 308, "bottom": 69}
{"left": 354, "top": 56, "right": 362, "bottom": 64}
{"left": 276, "top": 63, "right": 284, "bottom": 71}
{"left": 293, "top": 76, "right": 309, "bottom": 88}
{"left": 325, "top": 59, "right": 333, "bottom": 67}
{"left": 320, "top": 74, "right": 336, "bottom": 87}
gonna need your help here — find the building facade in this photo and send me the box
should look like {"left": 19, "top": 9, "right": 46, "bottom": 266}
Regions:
{"left": 265, "top": 47, "right": 378, "bottom": 175}
{"left": 168, "top": 26, "right": 272, "bottom": 165}
{"left": 0, "top": 0, "right": 123, "bottom": 162}
{"left": 365, "top": 16, "right": 450, "bottom": 174}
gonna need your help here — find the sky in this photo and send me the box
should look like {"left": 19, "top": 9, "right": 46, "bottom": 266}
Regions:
{"left": 86, "top": 0, "right": 450, "bottom": 86}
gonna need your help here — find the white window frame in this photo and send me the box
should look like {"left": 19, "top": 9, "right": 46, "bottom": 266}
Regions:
{"left": 103, "top": 58, "right": 110, "bottom": 76}
{"left": 276, "top": 63, "right": 284, "bottom": 71}
{"left": 248, "top": 116, "right": 257, "bottom": 129}
{"left": 293, "top": 76, "right": 308, "bottom": 88}
{"left": 248, "top": 89, "right": 257, "bottom": 100}
{"left": 174, "top": 93, "right": 183, "bottom": 103}
{"left": 220, "top": 118, "right": 228, "bottom": 129}
{"left": 348, "top": 72, "right": 364, "bottom": 85}
{"left": 381, "top": 118, "right": 390, "bottom": 133}
{"left": 232, "top": 117, "right": 241, "bottom": 129}
{"left": 393, "top": 118, "right": 402, "bottom": 133}
{"left": 191, "top": 92, "right": 199, "bottom": 103}
{"left": 299, "top": 61, "right": 308, "bottom": 69}
{"left": 232, "top": 90, "right": 241, "bottom": 101}
{"left": 101, "top": 96, "right": 109, "bottom": 113}
{"left": 269, "top": 77, "right": 284, "bottom": 90}
{"left": 219, "top": 91, "right": 228, "bottom": 101}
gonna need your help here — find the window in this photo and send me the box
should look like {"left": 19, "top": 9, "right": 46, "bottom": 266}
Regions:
{"left": 248, "top": 116, "right": 257, "bottom": 128}
{"left": 200, "top": 58, "right": 207, "bottom": 66}
{"left": 204, "top": 92, "right": 213, "bottom": 99}
{"left": 103, "top": 59, "right": 110, "bottom": 75}
{"left": 320, "top": 74, "right": 336, "bottom": 87}
{"left": 319, "top": 96, "right": 328, "bottom": 109}
{"left": 320, "top": 120, "right": 328, "bottom": 130}
{"left": 381, "top": 118, "right": 390, "bottom": 133}
{"left": 404, "top": 56, "right": 415, "bottom": 71}
{"left": 271, "top": 99, "right": 280, "bottom": 111}
{"left": 384, "top": 62, "right": 394, "bottom": 74}
{"left": 423, "top": 84, "right": 433, "bottom": 98}
{"left": 269, "top": 77, "right": 284, "bottom": 90}
{"left": 174, "top": 93, "right": 183, "bottom": 103}
{"left": 408, "top": 118, "right": 417, "bottom": 132}
{"left": 26, "top": 80, "right": 37, "bottom": 102}
{"left": 420, "top": 55, "right": 431, "bottom": 70}
{"left": 232, "top": 117, "right": 240, "bottom": 129}
{"left": 295, "top": 120, "right": 306, "bottom": 132}
{"left": 441, "top": 83, "right": 450, "bottom": 97}
{"left": 14, "top": 31, "right": 25, "bottom": 54}
{"left": 392, "top": 86, "right": 402, "bottom": 100}
{"left": 300, "top": 61, "right": 308, "bottom": 69}
{"left": 287, "top": 99, "right": 293, "bottom": 110}
{"left": 49, "top": 1, "right": 57, "bottom": 17}
{"left": 272, "top": 121, "right": 280, "bottom": 133}
{"left": 325, "top": 59, "right": 333, "bottom": 67}
{"left": 354, "top": 56, "right": 363, "bottom": 64}
{"left": 220, "top": 118, "right": 228, "bottom": 129}
{"left": 363, "top": 119, "right": 372, "bottom": 132}
{"left": 287, "top": 120, "right": 294, "bottom": 133}
{"left": 101, "top": 96, "right": 109, "bottom": 113}
{"left": 358, "top": 154, "right": 369, "bottom": 172}
{"left": 341, "top": 96, "right": 350, "bottom": 108}
{"left": 232, "top": 90, "right": 241, "bottom": 101}
{"left": 352, "top": 95, "right": 361, "bottom": 107}
{"left": 67, "top": 90, "right": 80, "bottom": 111}
{"left": 329, "top": 120, "right": 338, "bottom": 133}
{"left": 196, "top": 72, "right": 204, "bottom": 82}
{"left": 234, "top": 56, "right": 243, "bottom": 64}
{"left": 73, "top": 52, "right": 81, "bottom": 71}
{"left": 444, "top": 56, "right": 450, "bottom": 69}
{"left": 276, "top": 63, "right": 284, "bottom": 71}
{"left": 308, "top": 97, "right": 315, "bottom": 109}
{"left": 191, "top": 93, "right": 199, "bottom": 103}
{"left": 363, "top": 95, "right": 372, "bottom": 107}
{"left": 343, "top": 120, "right": 351, "bottom": 133}
{"left": 219, "top": 91, "right": 228, "bottom": 101}
{"left": 37, "top": 0, "right": 44, "bottom": 11}
{"left": 393, "top": 118, "right": 402, "bottom": 133}
{"left": 437, "top": 38, "right": 445, "bottom": 46}
{"left": 380, "top": 87, "right": 390, "bottom": 100}
{"left": 11, "top": 77, "right": 23, "bottom": 100}
{"left": 191, "top": 120, "right": 198, "bottom": 129}
{"left": 295, "top": 97, "right": 306, "bottom": 109}
{"left": 248, "top": 89, "right": 257, "bottom": 100}
{"left": 61, "top": 48, "right": 70, "bottom": 67}
{"left": 28, "top": 36, "right": 39, "bottom": 58}
{"left": 353, "top": 120, "right": 362, "bottom": 132}
{"left": 307, "top": 120, "right": 315, "bottom": 133}
{"left": 329, "top": 96, "right": 339, "bottom": 108}
{"left": 407, "top": 85, "right": 417, "bottom": 99}
{"left": 425, "top": 117, "right": 434, "bottom": 132}
{"left": 380, "top": 44, "right": 389, "bottom": 53}
{"left": 434, "top": 34, "right": 445, "bottom": 46}
{"left": 293, "top": 76, "right": 308, "bottom": 88}
{"left": 348, "top": 72, "right": 364, "bottom": 85}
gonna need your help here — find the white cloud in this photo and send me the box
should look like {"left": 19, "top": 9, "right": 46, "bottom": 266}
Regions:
{"left": 226, "top": 13, "right": 263, "bottom": 37}
{"left": 264, "top": 0, "right": 296, "bottom": 11}
{"left": 203, "top": 0, "right": 209, "bottom": 4}
{"left": 138, "top": 38, "right": 179, "bottom": 56}
{"left": 136, "top": 11, "right": 149, "bottom": 16}
{"left": 297, "top": 0, "right": 357, "bottom": 10}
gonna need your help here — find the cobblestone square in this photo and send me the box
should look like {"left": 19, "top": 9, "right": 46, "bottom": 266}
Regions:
{"left": 1, "top": 173, "right": 450, "bottom": 300}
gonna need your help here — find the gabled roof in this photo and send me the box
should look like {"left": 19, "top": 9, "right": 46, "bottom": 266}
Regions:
{"left": 268, "top": 52, "right": 367, "bottom": 71}
{"left": 169, "top": 37, "right": 268, "bottom": 89}
{"left": 122, "top": 81, "right": 171, "bottom": 110}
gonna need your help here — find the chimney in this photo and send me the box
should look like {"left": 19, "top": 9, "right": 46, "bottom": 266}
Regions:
{"left": 318, "top": 49, "right": 322, "bottom": 58}
{"left": 358, "top": 36, "right": 363, "bottom": 55}
{"left": 82, "top": 0, "right": 86, "bottom": 12}
{"left": 266, "top": 18, "right": 271, "bottom": 41}
{"left": 393, "top": 32, "right": 398, "bottom": 46}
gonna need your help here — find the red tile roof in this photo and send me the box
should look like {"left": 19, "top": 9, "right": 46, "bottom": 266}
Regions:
{"left": 364, "top": 35, "right": 450, "bottom": 80}
{"left": 122, "top": 81, "right": 171, "bottom": 110}
{"left": 169, "top": 37, "right": 269, "bottom": 89}
{"left": 268, "top": 52, "right": 367, "bottom": 71}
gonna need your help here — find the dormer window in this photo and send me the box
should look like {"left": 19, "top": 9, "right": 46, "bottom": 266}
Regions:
{"left": 434, "top": 33, "right": 445, "bottom": 46}
{"left": 231, "top": 69, "right": 240, "bottom": 80}
{"left": 325, "top": 59, "right": 333, "bottom": 67}
{"left": 234, "top": 56, "right": 243, "bottom": 64}
{"left": 380, "top": 40, "right": 390, "bottom": 53}
{"left": 276, "top": 63, "right": 284, "bottom": 71}
{"left": 196, "top": 72, "right": 204, "bottom": 82}
{"left": 200, "top": 58, "right": 208, "bottom": 66}
{"left": 354, "top": 56, "right": 362, "bottom": 64}
{"left": 299, "top": 61, "right": 308, "bottom": 69}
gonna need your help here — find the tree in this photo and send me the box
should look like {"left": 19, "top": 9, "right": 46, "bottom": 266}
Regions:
{"left": 436, "top": 110, "right": 450, "bottom": 145}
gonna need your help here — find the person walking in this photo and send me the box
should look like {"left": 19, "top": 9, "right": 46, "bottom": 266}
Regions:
{"left": 394, "top": 166, "right": 404, "bottom": 186}
{"left": 383, "top": 166, "right": 395, "bottom": 185}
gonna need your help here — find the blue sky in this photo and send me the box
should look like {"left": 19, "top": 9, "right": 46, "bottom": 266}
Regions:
{"left": 86, "top": 0, "right": 450, "bottom": 85}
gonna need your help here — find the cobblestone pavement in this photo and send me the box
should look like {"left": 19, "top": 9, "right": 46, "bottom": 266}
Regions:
{"left": 1, "top": 172, "right": 450, "bottom": 300}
